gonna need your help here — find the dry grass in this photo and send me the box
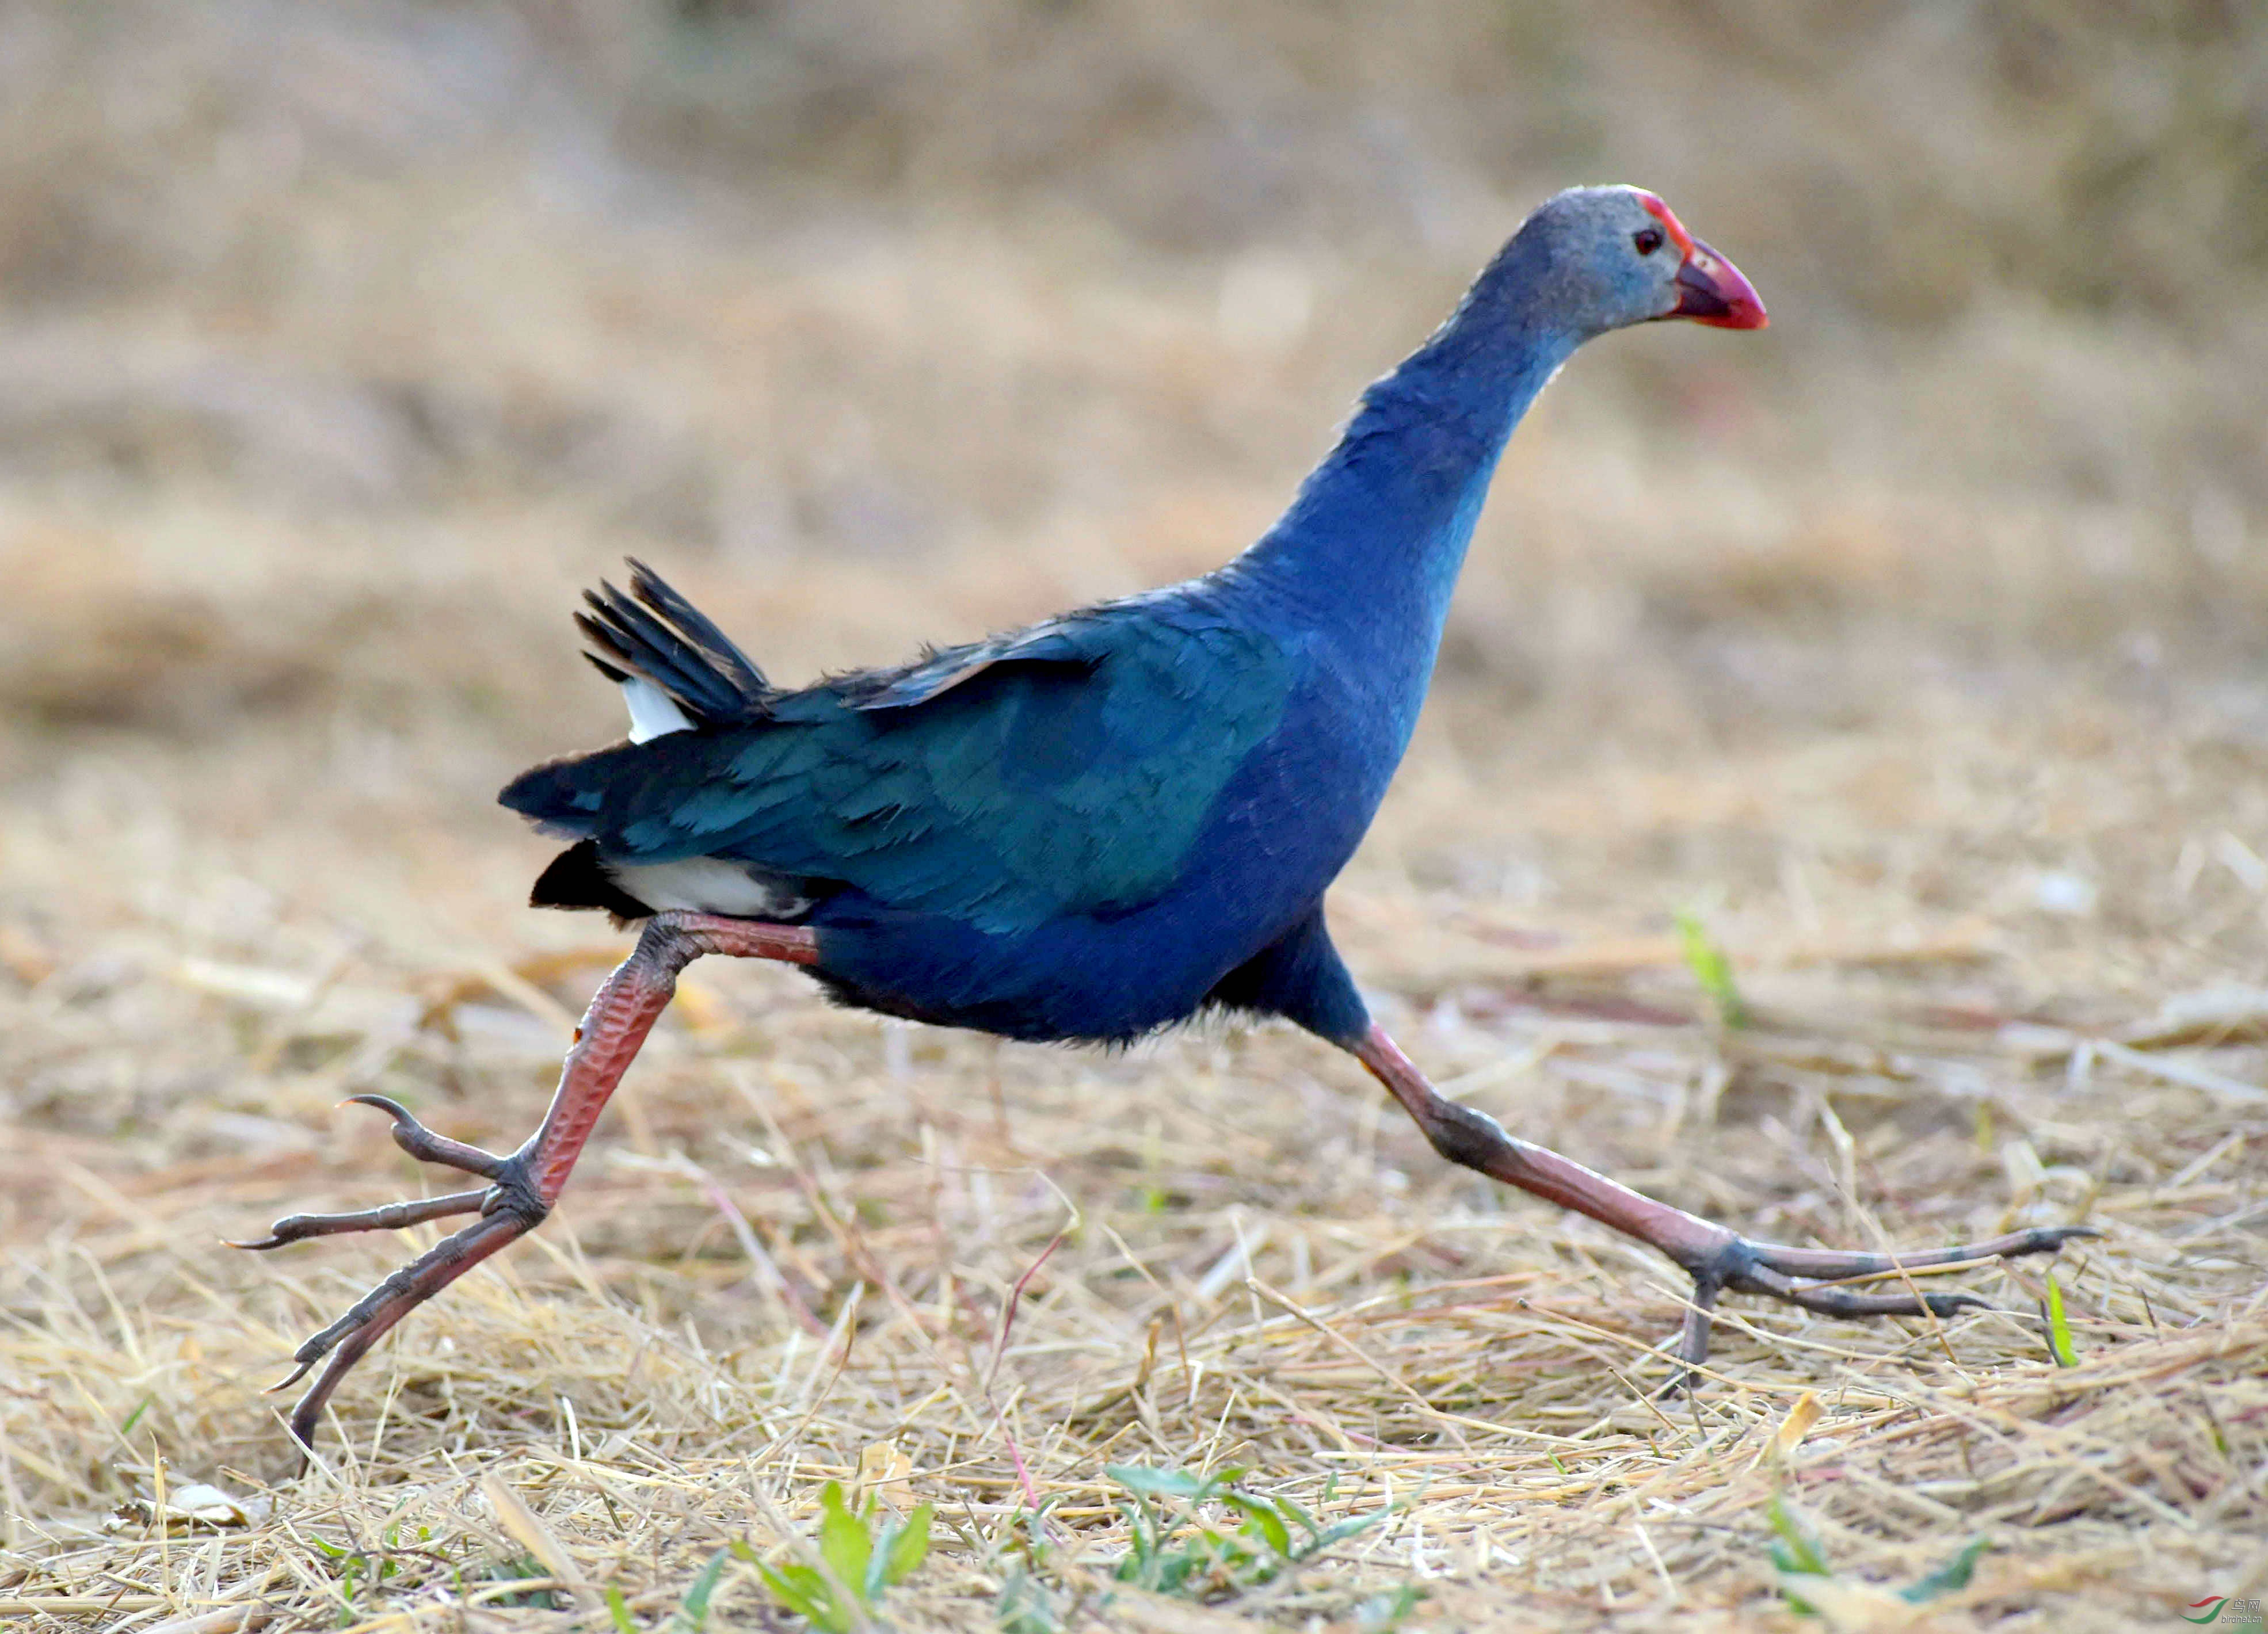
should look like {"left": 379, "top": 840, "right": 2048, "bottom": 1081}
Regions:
{"left": 15, "top": 713, "right": 2268, "bottom": 1632}
{"left": 4, "top": 4, "right": 2267, "bottom": 1630}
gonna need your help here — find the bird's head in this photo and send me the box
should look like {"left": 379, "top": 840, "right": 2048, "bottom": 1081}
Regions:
{"left": 1517, "top": 185, "right": 1766, "bottom": 338}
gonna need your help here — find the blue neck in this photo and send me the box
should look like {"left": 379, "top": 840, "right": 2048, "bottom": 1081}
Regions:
{"left": 1229, "top": 235, "right": 1580, "bottom": 731}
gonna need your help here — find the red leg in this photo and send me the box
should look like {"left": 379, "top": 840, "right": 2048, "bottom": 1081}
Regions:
{"left": 1352, "top": 1025, "right": 2094, "bottom": 1377}
{"left": 237, "top": 911, "right": 817, "bottom": 1456}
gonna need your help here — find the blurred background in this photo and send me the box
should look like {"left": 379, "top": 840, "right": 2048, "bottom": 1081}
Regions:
{"left": 3, "top": 5, "right": 2267, "bottom": 1612}
{"left": 0, "top": 0, "right": 2260, "bottom": 1120}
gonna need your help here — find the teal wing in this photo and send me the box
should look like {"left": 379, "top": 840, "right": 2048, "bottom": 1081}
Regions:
{"left": 539, "top": 610, "right": 1297, "bottom": 935}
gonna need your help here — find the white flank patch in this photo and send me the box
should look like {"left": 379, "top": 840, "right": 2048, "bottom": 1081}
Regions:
{"left": 622, "top": 676, "right": 694, "bottom": 743}
{"left": 607, "top": 857, "right": 810, "bottom": 918}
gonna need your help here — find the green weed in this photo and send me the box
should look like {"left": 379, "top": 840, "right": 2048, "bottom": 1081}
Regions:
{"left": 2043, "top": 1271, "right": 2079, "bottom": 1367}
{"left": 308, "top": 1521, "right": 439, "bottom": 1625}
{"left": 1103, "top": 1463, "right": 1392, "bottom": 1599}
{"left": 668, "top": 1546, "right": 733, "bottom": 1632}
{"left": 744, "top": 1479, "right": 934, "bottom": 1633}
{"left": 1768, "top": 1495, "right": 1985, "bottom": 1614}
{"left": 1675, "top": 905, "right": 1748, "bottom": 1028}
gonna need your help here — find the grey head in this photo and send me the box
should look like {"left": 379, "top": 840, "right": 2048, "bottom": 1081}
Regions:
{"left": 1510, "top": 184, "right": 1767, "bottom": 339}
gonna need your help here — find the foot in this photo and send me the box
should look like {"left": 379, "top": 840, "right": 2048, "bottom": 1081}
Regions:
{"left": 1351, "top": 1024, "right": 2098, "bottom": 1373}
{"left": 231, "top": 1095, "right": 548, "bottom": 1454}
{"left": 1661, "top": 1220, "right": 2100, "bottom": 1381}
{"left": 232, "top": 911, "right": 817, "bottom": 1457}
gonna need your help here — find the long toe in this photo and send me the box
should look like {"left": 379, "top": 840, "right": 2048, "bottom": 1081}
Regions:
{"left": 227, "top": 1187, "right": 490, "bottom": 1251}
{"left": 1736, "top": 1262, "right": 1993, "bottom": 1321}
{"left": 1735, "top": 1223, "right": 2101, "bottom": 1285}
{"left": 1671, "top": 1221, "right": 2098, "bottom": 1373}
{"left": 228, "top": 1103, "right": 514, "bottom": 1253}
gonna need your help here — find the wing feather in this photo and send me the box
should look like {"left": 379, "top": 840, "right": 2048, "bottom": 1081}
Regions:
{"left": 506, "top": 605, "right": 1294, "bottom": 934}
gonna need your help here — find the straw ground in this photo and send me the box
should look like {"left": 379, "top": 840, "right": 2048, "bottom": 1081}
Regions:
{"left": 9, "top": 661, "right": 2267, "bottom": 1630}
{"left": 3, "top": 4, "right": 2265, "bottom": 1629}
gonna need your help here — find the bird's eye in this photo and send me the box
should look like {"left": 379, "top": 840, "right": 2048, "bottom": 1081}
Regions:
{"left": 1633, "top": 227, "right": 1665, "bottom": 256}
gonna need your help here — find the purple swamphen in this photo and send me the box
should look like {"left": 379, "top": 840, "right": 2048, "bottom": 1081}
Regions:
{"left": 241, "top": 188, "right": 2090, "bottom": 1452}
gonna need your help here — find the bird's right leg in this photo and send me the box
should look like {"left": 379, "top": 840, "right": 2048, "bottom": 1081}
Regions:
{"left": 233, "top": 911, "right": 817, "bottom": 1455}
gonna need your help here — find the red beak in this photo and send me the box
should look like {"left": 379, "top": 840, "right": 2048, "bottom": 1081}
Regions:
{"left": 1672, "top": 238, "right": 1767, "bottom": 330}
{"left": 1634, "top": 192, "right": 1768, "bottom": 331}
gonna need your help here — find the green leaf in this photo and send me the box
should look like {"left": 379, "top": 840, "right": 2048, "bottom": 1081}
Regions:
{"left": 754, "top": 1561, "right": 843, "bottom": 1632}
{"left": 118, "top": 1395, "right": 154, "bottom": 1438}
{"left": 1223, "top": 1494, "right": 1293, "bottom": 1559}
{"left": 1213, "top": 1531, "right": 1259, "bottom": 1572}
{"left": 669, "top": 1547, "right": 731, "bottom": 1633}
{"left": 1106, "top": 1464, "right": 1213, "bottom": 1499}
{"left": 863, "top": 1524, "right": 894, "bottom": 1602}
{"left": 1115, "top": 1498, "right": 1157, "bottom": 1572}
{"left": 1767, "top": 1495, "right": 1832, "bottom": 1617}
{"left": 1766, "top": 1496, "right": 1831, "bottom": 1578}
{"left": 1014, "top": 1499, "right": 1059, "bottom": 1570}
{"left": 1900, "top": 1537, "right": 1988, "bottom": 1603}
{"left": 605, "top": 1585, "right": 638, "bottom": 1634}
{"left": 1769, "top": 1542, "right": 1821, "bottom": 1594}
{"left": 2043, "top": 1273, "right": 2079, "bottom": 1367}
{"left": 882, "top": 1502, "right": 933, "bottom": 1586}
{"left": 1675, "top": 906, "right": 1747, "bottom": 1028}
{"left": 1776, "top": 1578, "right": 1822, "bottom": 1618}
{"left": 815, "top": 1482, "right": 872, "bottom": 1610}
{"left": 1154, "top": 1551, "right": 1196, "bottom": 1594}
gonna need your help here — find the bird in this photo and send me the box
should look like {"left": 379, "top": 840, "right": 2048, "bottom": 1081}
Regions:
{"left": 239, "top": 186, "right": 2091, "bottom": 1453}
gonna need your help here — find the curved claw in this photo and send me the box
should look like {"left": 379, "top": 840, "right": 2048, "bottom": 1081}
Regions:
{"left": 229, "top": 1102, "right": 512, "bottom": 1254}
{"left": 2018, "top": 1224, "right": 2103, "bottom": 1254}
{"left": 266, "top": 1354, "right": 320, "bottom": 1394}
{"left": 344, "top": 1093, "right": 511, "bottom": 1180}
{"left": 271, "top": 1207, "right": 536, "bottom": 1461}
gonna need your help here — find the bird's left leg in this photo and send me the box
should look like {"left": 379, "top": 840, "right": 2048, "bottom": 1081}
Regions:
{"left": 234, "top": 911, "right": 816, "bottom": 1454}
{"left": 1352, "top": 1025, "right": 2094, "bottom": 1373}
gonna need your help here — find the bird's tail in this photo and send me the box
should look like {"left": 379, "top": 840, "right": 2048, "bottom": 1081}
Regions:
{"left": 576, "top": 559, "right": 775, "bottom": 728}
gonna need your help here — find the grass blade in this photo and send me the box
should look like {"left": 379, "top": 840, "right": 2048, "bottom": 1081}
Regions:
{"left": 1675, "top": 906, "right": 1748, "bottom": 1028}
{"left": 882, "top": 1502, "right": 933, "bottom": 1586}
{"left": 2043, "top": 1273, "right": 2079, "bottom": 1367}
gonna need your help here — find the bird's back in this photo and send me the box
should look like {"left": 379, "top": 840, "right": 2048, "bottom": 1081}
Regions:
{"left": 498, "top": 567, "right": 1377, "bottom": 1037}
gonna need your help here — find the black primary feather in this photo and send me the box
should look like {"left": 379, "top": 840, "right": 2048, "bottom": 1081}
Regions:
{"left": 626, "top": 560, "right": 769, "bottom": 694}
{"left": 576, "top": 562, "right": 774, "bottom": 728}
